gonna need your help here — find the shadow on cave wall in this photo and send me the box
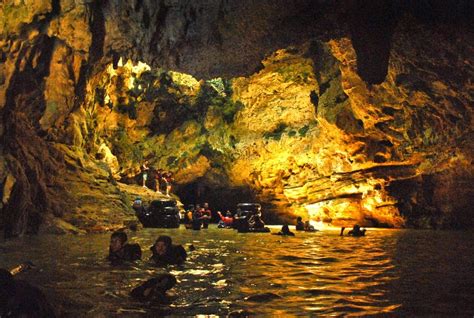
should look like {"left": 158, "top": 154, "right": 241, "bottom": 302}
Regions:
{"left": 388, "top": 176, "right": 474, "bottom": 230}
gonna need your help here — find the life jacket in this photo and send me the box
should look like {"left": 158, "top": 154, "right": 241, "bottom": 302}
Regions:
{"left": 124, "top": 243, "right": 142, "bottom": 261}
{"left": 108, "top": 243, "right": 142, "bottom": 263}
{"left": 150, "top": 244, "right": 187, "bottom": 265}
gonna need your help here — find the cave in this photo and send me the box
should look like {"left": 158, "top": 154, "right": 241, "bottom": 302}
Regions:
{"left": 0, "top": 0, "right": 473, "bottom": 316}
{"left": 174, "top": 180, "right": 256, "bottom": 217}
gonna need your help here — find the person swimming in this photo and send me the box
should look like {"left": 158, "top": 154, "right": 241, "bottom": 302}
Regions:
{"left": 150, "top": 235, "right": 187, "bottom": 266}
{"left": 295, "top": 217, "right": 304, "bottom": 231}
{"left": 340, "top": 224, "right": 366, "bottom": 236}
{"left": 107, "top": 231, "right": 142, "bottom": 264}
{"left": 248, "top": 213, "right": 265, "bottom": 229}
{"left": 275, "top": 224, "right": 295, "bottom": 236}
{"left": 304, "top": 221, "right": 317, "bottom": 232}
{"left": 130, "top": 273, "right": 177, "bottom": 302}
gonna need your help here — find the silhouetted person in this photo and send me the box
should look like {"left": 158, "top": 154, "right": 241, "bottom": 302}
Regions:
{"left": 154, "top": 168, "right": 164, "bottom": 193}
{"left": 150, "top": 235, "right": 187, "bottom": 266}
{"left": 340, "top": 227, "right": 346, "bottom": 236}
{"left": 248, "top": 213, "right": 265, "bottom": 229}
{"left": 340, "top": 225, "right": 366, "bottom": 236}
{"left": 348, "top": 224, "right": 366, "bottom": 236}
{"left": 236, "top": 216, "right": 250, "bottom": 233}
{"left": 107, "top": 231, "right": 142, "bottom": 264}
{"left": 192, "top": 205, "right": 202, "bottom": 230}
{"left": 304, "top": 221, "right": 317, "bottom": 232}
{"left": 276, "top": 224, "right": 295, "bottom": 236}
{"left": 1, "top": 263, "right": 56, "bottom": 317}
{"left": 295, "top": 217, "right": 304, "bottom": 231}
{"left": 130, "top": 273, "right": 177, "bottom": 302}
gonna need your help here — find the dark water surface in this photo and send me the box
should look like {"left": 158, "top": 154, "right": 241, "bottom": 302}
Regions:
{"left": 1, "top": 226, "right": 474, "bottom": 317}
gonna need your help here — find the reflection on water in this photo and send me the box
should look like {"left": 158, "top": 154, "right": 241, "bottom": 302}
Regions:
{"left": 1, "top": 227, "right": 474, "bottom": 316}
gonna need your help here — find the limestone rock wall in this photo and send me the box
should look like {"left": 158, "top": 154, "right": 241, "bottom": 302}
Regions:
{"left": 0, "top": 0, "right": 472, "bottom": 236}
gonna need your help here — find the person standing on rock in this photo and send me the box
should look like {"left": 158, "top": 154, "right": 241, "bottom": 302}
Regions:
{"left": 141, "top": 160, "right": 150, "bottom": 188}
{"left": 154, "top": 168, "right": 163, "bottom": 194}
{"left": 163, "top": 171, "right": 173, "bottom": 196}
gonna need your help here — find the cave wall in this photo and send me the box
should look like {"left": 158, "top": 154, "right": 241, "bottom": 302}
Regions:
{"left": 0, "top": 0, "right": 473, "bottom": 236}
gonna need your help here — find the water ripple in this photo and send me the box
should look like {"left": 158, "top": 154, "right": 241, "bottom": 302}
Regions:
{"left": 1, "top": 227, "right": 474, "bottom": 316}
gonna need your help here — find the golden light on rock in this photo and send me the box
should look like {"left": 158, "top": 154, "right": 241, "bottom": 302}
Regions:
{"left": 0, "top": 0, "right": 472, "bottom": 238}
{"left": 71, "top": 39, "right": 472, "bottom": 230}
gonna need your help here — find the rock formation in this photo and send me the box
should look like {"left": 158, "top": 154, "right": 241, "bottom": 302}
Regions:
{"left": 0, "top": 0, "right": 473, "bottom": 236}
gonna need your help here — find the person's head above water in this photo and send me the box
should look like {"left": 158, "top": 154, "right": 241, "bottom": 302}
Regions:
{"left": 281, "top": 224, "right": 290, "bottom": 233}
{"left": 297, "top": 216, "right": 302, "bottom": 222}
{"left": 153, "top": 273, "right": 177, "bottom": 293}
{"left": 110, "top": 231, "right": 128, "bottom": 252}
{"left": 131, "top": 273, "right": 177, "bottom": 301}
{"left": 353, "top": 224, "right": 361, "bottom": 231}
{"left": 153, "top": 235, "right": 172, "bottom": 255}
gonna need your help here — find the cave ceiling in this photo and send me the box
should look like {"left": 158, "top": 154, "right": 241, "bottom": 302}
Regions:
{"left": 0, "top": 0, "right": 473, "bottom": 236}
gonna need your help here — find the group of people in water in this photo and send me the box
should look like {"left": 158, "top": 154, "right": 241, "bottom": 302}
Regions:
{"left": 107, "top": 231, "right": 188, "bottom": 267}
{"left": 103, "top": 219, "right": 366, "bottom": 308}
{"left": 183, "top": 202, "right": 213, "bottom": 230}
{"left": 274, "top": 221, "right": 366, "bottom": 237}
{"left": 1, "top": 218, "right": 367, "bottom": 316}
{"left": 0, "top": 231, "right": 187, "bottom": 317}
{"left": 295, "top": 216, "right": 318, "bottom": 232}
{"left": 106, "top": 231, "right": 187, "bottom": 304}
{"left": 1, "top": 195, "right": 367, "bottom": 317}
{"left": 184, "top": 204, "right": 270, "bottom": 233}
{"left": 183, "top": 203, "right": 367, "bottom": 237}
{"left": 141, "top": 160, "right": 173, "bottom": 196}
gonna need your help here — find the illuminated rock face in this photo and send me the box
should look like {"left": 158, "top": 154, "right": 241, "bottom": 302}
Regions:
{"left": 0, "top": 1, "right": 473, "bottom": 235}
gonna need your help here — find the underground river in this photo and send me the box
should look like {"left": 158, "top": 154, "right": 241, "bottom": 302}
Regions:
{"left": 1, "top": 226, "right": 473, "bottom": 316}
